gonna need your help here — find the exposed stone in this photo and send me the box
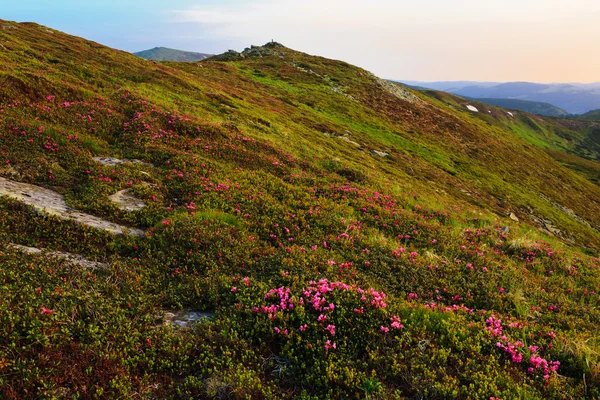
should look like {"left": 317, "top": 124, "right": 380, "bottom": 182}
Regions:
{"left": 0, "top": 177, "right": 144, "bottom": 236}
{"left": 509, "top": 212, "right": 519, "bottom": 222}
{"left": 371, "top": 75, "right": 420, "bottom": 103}
{"left": 109, "top": 189, "right": 145, "bottom": 212}
{"left": 93, "top": 157, "right": 150, "bottom": 167}
{"left": 163, "top": 311, "right": 214, "bottom": 328}
{"left": 371, "top": 150, "right": 389, "bottom": 158}
{"left": 337, "top": 136, "right": 361, "bottom": 147}
{"left": 329, "top": 86, "right": 356, "bottom": 101}
{"left": 466, "top": 105, "right": 479, "bottom": 112}
{"left": 8, "top": 244, "right": 109, "bottom": 269}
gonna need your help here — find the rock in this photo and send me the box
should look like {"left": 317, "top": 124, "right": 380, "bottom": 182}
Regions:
{"left": 337, "top": 136, "right": 361, "bottom": 147}
{"left": 163, "top": 310, "right": 214, "bottom": 328}
{"left": 371, "top": 150, "right": 389, "bottom": 158}
{"left": 370, "top": 75, "right": 420, "bottom": 103}
{"left": 109, "top": 189, "right": 145, "bottom": 212}
{"left": 0, "top": 177, "right": 144, "bottom": 236}
{"left": 509, "top": 212, "right": 519, "bottom": 222}
{"left": 93, "top": 157, "right": 151, "bottom": 167}
{"left": 8, "top": 244, "right": 109, "bottom": 269}
{"left": 466, "top": 105, "right": 479, "bottom": 112}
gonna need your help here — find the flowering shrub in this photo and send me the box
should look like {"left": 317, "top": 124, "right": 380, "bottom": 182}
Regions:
{"left": 0, "top": 21, "right": 599, "bottom": 399}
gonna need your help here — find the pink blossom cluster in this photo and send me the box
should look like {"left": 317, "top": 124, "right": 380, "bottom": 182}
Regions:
{"left": 485, "top": 315, "right": 503, "bottom": 337}
{"left": 486, "top": 315, "right": 559, "bottom": 380}
{"left": 254, "top": 280, "right": 398, "bottom": 350}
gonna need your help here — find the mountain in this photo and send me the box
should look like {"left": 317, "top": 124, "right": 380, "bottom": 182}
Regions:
{"left": 2, "top": 19, "right": 600, "bottom": 399}
{"left": 466, "top": 97, "right": 569, "bottom": 117}
{"left": 402, "top": 81, "right": 600, "bottom": 115}
{"left": 395, "top": 82, "right": 570, "bottom": 116}
{"left": 134, "top": 46, "right": 212, "bottom": 62}
{"left": 576, "top": 109, "right": 600, "bottom": 121}
{"left": 399, "top": 80, "right": 501, "bottom": 92}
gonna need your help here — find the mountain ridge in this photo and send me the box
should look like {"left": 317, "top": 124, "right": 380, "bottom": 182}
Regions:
{"left": 401, "top": 80, "right": 600, "bottom": 114}
{"left": 134, "top": 46, "right": 212, "bottom": 62}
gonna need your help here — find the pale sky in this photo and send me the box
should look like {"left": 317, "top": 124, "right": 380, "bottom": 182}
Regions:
{"left": 4, "top": 0, "right": 600, "bottom": 82}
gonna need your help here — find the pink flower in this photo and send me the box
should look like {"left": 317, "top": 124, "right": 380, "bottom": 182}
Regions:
{"left": 391, "top": 321, "right": 404, "bottom": 329}
{"left": 231, "top": 287, "right": 237, "bottom": 292}
{"left": 390, "top": 316, "right": 404, "bottom": 329}
{"left": 325, "top": 324, "right": 336, "bottom": 335}
{"left": 324, "top": 340, "right": 337, "bottom": 350}
{"left": 162, "top": 220, "right": 170, "bottom": 226}
{"left": 40, "top": 307, "right": 53, "bottom": 315}
{"left": 407, "top": 293, "right": 419, "bottom": 301}
{"left": 380, "top": 326, "right": 390, "bottom": 333}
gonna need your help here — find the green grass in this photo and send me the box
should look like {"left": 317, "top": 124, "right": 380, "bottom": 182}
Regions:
{"left": 1, "top": 19, "right": 600, "bottom": 399}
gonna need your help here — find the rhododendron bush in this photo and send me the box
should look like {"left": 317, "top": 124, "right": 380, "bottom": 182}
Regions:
{"left": 1, "top": 20, "right": 600, "bottom": 399}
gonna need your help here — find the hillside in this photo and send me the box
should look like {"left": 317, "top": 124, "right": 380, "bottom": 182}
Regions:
{"left": 465, "top": 98, "right": 569, "bottom": 117}
{"left": 577, "top": 109, "right": 600, "bottom": 121}
{"left": 134, "top": 47, "right": 212, "bottom": 62}
{"left": 1, "top": 20, "right": 600, "bottom": 399}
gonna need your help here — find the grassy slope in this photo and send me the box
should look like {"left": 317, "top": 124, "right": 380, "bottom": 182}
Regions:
{"left": 1, "top": 20, "right": 600, "bottom": 399}
{"left": 134, "top": 47, "right": 212, "bottom": 62}
{"left": 576, "top": 109, "right": 600, "bottom": 121}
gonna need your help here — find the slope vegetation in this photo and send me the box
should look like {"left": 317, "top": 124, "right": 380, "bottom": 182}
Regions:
{"left": 577, "top": 109, "right": 600, "bottom": 121}
{"left": 1, "top": 20, "right": 600, "bottom": 399}
{"left": 134, "top": 47, "right": 212, "bottom": 62}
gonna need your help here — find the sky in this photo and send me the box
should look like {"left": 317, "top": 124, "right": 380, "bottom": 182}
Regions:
{"left": 3, "top": 0, "right": 600, "bottom": 83}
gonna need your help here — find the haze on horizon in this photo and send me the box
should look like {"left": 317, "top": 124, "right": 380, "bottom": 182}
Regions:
{"left": 3, "top": 0, "right": 600, "bottom": 83}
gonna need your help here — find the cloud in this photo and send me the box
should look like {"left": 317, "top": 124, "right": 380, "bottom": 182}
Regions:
{"left": 167, "top": 0, "right": 600, "bottom": 82}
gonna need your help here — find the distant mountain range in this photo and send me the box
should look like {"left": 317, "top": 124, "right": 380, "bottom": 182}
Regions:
{"left": 400, "top": 80, "right": 600, "bottom": 115}
{"left": 133, "top": 47, "right": 212, "bottom": 62}
{"left": 465, "top": 98, "right": 568, "bottom": 117}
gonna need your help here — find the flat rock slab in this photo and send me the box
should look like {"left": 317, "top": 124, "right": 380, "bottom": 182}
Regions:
{"left": 93, "top": 157, "right": 151, "bottom": 168}
{"left": 109, "top": 189, "right": 146, "bottom": 212}
{"left": 0, "top": 177, "right": 144, "bottom": 236}
{"left": 163, "top": 311, "right": 214, "bottom": 328}
{"left": 371, "top": 150, "right": 389, "bottom": 157}
{"left": 8, "top": 243, "right": 109, "bottom": 269}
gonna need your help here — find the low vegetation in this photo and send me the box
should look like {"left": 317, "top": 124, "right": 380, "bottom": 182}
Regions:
{"left": 1, "top": 20, "right": 600, "bottom": 399}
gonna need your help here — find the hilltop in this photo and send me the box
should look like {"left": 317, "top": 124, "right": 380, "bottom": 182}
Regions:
{"left": 1, "top": 19, "right": 600, "bottom": 399}
{"left": 576, "top": 109, "right": 600, "bottom": 121}
{"left": 134, "top": 46, "right": 212, "bottom": 62}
